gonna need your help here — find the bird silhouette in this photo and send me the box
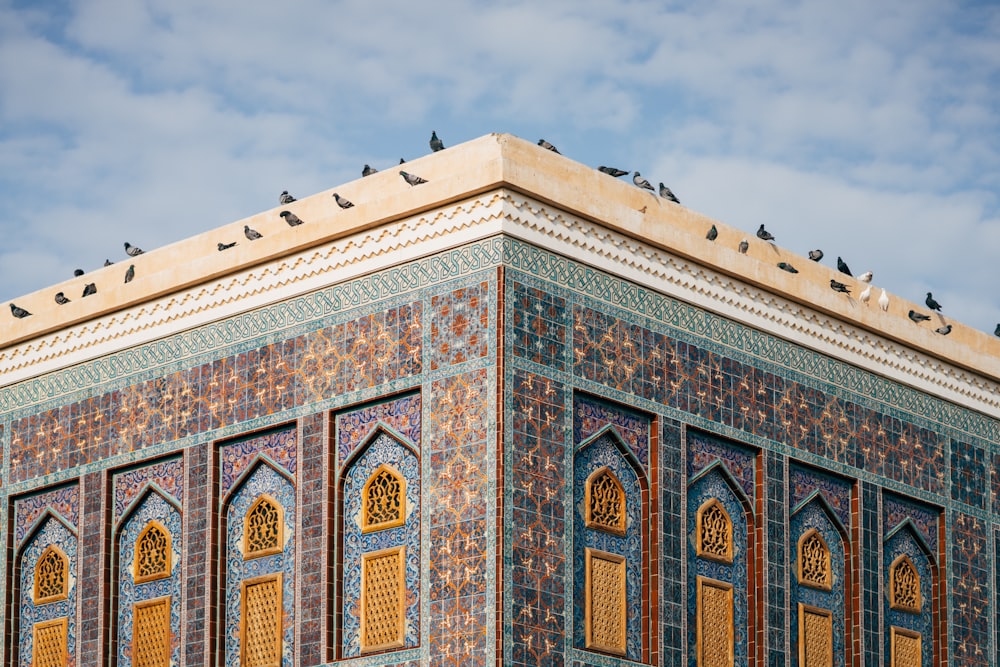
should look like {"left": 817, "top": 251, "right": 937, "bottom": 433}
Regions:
{"left": 632, "top": 172, "right": 654, "bottom": 191}
{"left": 836, "top": 257, "right": 852, "bottom": 276}
{"left": 280, "top": 211, "right": 303, "bottom": 226}
{"left": 54, "top": 292, "right": 70, "bottom": 305}
{"left": 245, "top": 225, "right": 263, "bottom": 240}
{"left": 808, "top": 249, "right": 824, "bottom": 261}
{"left": 756, "top": 224, "right": 775, "bottom": 242}
{"left": 706, "top": 225, "right": 718, "bottom": 241}
{"left": 73, "top": 269, "right": 84, "bottom": 277}
{"left": 935, "top": 324, "right": 952, "bottom": 335}
{"left": 925, "top": 292, "right": 942, "bottom": 311}
{"left": 830, "top": 279, "right": 850, "bottom": 294}
{"left": 598, "top": 166, "right": 628, "bottom": 177}
{"left": 778, "top": 262, "right": 798, "bottom": 273}
{"left": 659, "top": 183, "right": 680, "bottom": 204}
{"left": 218, "top": 241, "right": 237, "bottom": 251}
{"left": 738, "top": 239, "right": 749, "bottom": 254}
{"left": 10, "top": 303, "right": 31, "bottom": 318}
{"left": 104, "top": 259, "right": 113, "bottom": 267}
{"left": 429, "top": 131, "right": 445, "bottom": 152}
{"left": 333, "top": 193, "right": 354, "bottom": 209}
{"left": 124, "top": 265, "right": 134, "bottom": 284}
{"left": 279, "top": 190, "right": 296, "bottom": 204}
{"left": 994, "top": 323, "right": 1000, "bottom": 337}
{"left": 908, "top": 310, "right": 931, "bottom": 323}
{"left": 400, "top": 171, "right": 428, "bottom": 186}
{"left": 537, "top": 139, "right": 560, "bottom": 153}
{"left": 82, "top": 283, "right": 96, "bottom": 297}
{"left": 124, "top": 242, "right": 144, "bottom": 257}
{"left": 362, "top": 164, "right": 377, "bottom": 177}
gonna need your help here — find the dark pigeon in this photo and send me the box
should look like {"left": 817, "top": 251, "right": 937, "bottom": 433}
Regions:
{"left": 935, "top": 324, "right": 952, "bottom": 335}
{"left": 659, "top": 183, "right": 680, "bottom": 204}
{"left": 74, "top": 269, "right": 84, "bottom": 277}
{"left": 830, "top": 279, "right": 850, "bottom": 294}
{"left": 538, "top": 139, "right": 560, "bottom": 153}
{"left": 738, "top": 239, "right": 749, "bottom": 254}
{"left": 10, "top": 303, "right": 31, "bottom": 318}
{"left": 429, "top": 131, "right": 445, "bottom": 152}
{"left": 994, "top": 323, "right": 1000, "bottom": 337}
{"left": 908, "top": 310, "right": 931, "bottom": 323}
{"left": 104, "top": 259, "right": 113, "bottom": 267}
{"left": 756, "top": 224, "right": 775, "bottom": 242}
{"left": 400, "top": 157, "right": 406, "bottom": 164}
{"left": 778, "top": 262, "right": 798, "bottom": 274}
{"left": 218, "top": 241, "right": 237, "bottom": 251}
{"left": 400, "top": 171, "right": 428, "bottom": 186}
{"left": 837, "top": 257, "right": 852, "bottom": 276}
{"left": 245, "top": 225, "right": 263, "bottom": 240}
{"left": 124, "top": 264, "right": 134, "bottom": 284}
{"left": 82, "top": 283, "right": 96, "bottom": 297}
{"left": 925, "top": 292, "right": 942, "bottom": 311}
{"left": 333, "top": 193, "right": 354, "bottom": 209}
{"left": 124, "top": 242, "right": 144, "bottom": 257}
{"left": 279, "top": 190, "right": 296, "bottom": 204}
{"left": 808, "top": 249, "right": 824, "bottom": 262}
{"left": 706, "top": 225, "right": 718, "bottom": 241}
{"left": 54, "top": 292, "right": 70, "bottom": 305}
{"left": 632, "top": 172, "right": 654, "bottom": 191}
{"left": 280, "top": 211, "right": 303, "bottom": 226}
{"left": 362, "top": 164, "right": 377, "bottom": 177}
{"left": 598, "top": 166, "right": 628, "bottom": 177}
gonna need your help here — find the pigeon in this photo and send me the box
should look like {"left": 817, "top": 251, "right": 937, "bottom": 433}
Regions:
{"left": 400, "top": 157, "right": 406, "bottom": 164}
{"left": 10, "top": 303, "right": 31, "bottom": 318}
{"left": 738, "top": 239, "right": 749, "bottom": 254}
{"left": 756, "top": 224, "right": 775, "bottom": 242}
{"left": 836, "top": 257, "right": 852, "bottom": 276}
{"left": 280, "top": 211, "right": 303, "bottom": 226}
{"left": 908, "top": 310, "right": 931, "bottom": 323}
{"left": 104, "top": 259, "right": 113, "bottom": 267}
{"left": 73, "top": 269, "right": 84, "bottom": 277}
{"left": 333, "top": 193, "right": 354, "bottom": 209}
{"left": 124, "top": 242, "right": 144, "bottom": 257}
{"left": 82, "top": 283, "right": 96, "bottom": 297}
{"left": 994, "top": 323, "right": 1000, "bottom": 337}
{"left": 400, "top": 171, "right": 428, "bottom": 186}
{"left": 859, "top": 271, "right": 873, "bottom": 283}
{"left": 362, "top": 164, "right": 377, "bottom": 177}
{"left": 54, "top": 292, "right": 70, "bottom": 305}
{"left": 218, "top": 241, "right": 237, "bottom": 251}
{"left": 808, "top": 249, "right": 824, "bottom": 262}
{"left": 537, "top": 139, "right": 560, "bottom": 153}
{"left": 878, "top": 288, "right": 889, "bottom": 311}
{"left": 632, "top": 172, "right": 654, "bottom": 191}
{"left": 429, "top": 131, "right": 445, "bottom": 152}
{"left": 659, "top": 183, "right": 680, "bottom": 204}
{"left": 124, "top": 264, "right": 134, "bottom": 284}
{"left": 935, "top": 324, "right": 952, "bottom": 336}
{"left": 598, "top": 166, "right": 628, "bottom": 178}
{"left": 706, "top": 225, "right": 718, "bottom": 241}
{"left": 830, "top": 279, "right": 850, "bottom": 294}
{"left": 925, "top": 292, "right": 942, "bottom": 311}
{"left": 245, "top": 225, "right": 263, "bottom": 240}
{"left": 279, "top": 190, "right": 296, "bottom": 205}
{"left": 859, "top": 284, "right": 872, "bottom": 304}
{"left": 778, "top": 262, "right": 798, "bottom": 273}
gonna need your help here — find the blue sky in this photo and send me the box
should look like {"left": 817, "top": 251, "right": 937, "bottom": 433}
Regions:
{"left": 1, "top": 0, "right": 999, "bottom": 335}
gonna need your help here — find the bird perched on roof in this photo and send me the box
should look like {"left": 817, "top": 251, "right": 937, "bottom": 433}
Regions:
{"left": 878, "top": 288, "right": 889, "bottom": 311}
{"left": 279, "top": 190, "right": 296, "bottom": 204}
{"left": 333, "top": 193, "right": 354, "bottom": 209}
{"left": 738, "top": 239, "right": 749, "bottom": 254}
{"left": 859, "top": 271, "right": 873, "bottom": 283}
{"left": 935, "top": 324, "right": 952, "bottom": 335}
{"left": 632, "top": 172, "right": 654, "bottom": 191}
{"left": 859, "top": 284, "right": 872, "bottom": 304}
{"left": 659, "top": 183, "right": 680, "bottom": 204}
{"left": 362, "top": 164, "right": 377, "bottom": 177}
{"left": 836, "top": 257, "right": 852, "bottom": 276}
{"left": 400, "top": 171, "right": 428, "bottom": 186}
{"left": 82, "top": 283, "right": 96, "bottom": 297}
{"left": 124, "top": 242, "right": 144, "bottom": 257}
{"left": 538, "top": 139, "right": 560, "bottom": 153}
{"left": 399, "top": 157, "right": 406, "bottom": 164}
{"left": 245, "top": 225, "right": 263, "bottom": 240}
{"left": 706, "top": 225, "right": 717, "bottom": 241}
{"left": 218, "top": 241, "right": 237, "bottom": 251}
{"left": 429, "top": 131, "right": 445, "bottom": 152}
{"left": 830, "top": 279, "right": 850, "bottom": 294}
{"left": 280, "top": 211, "right": 303, "bottom": 226}
{"left": 10, "top": 303, "right": 31, "bottom": 318}
{"left": 104, "top": 259, "right": 113, "bottom": 266}
{"left": 808, "top": 249, "right": 824, "bottom": 262}
{"left": 908, "top": 310, "right": 931, "bottom": 323}
{"left": 994, "top": 323, "right": 1000, "bottom": 337}
{"left": 925, "top": 292, "right": 942, "bottom": 311}
{"left": 124, "top": 265, "right": 134, "bottom": 284}
{"left": 756, "top": 224, "right": 775, "bottom": 242}
{"left": 778, "top": 262, "right": 798, "bottom": 273}
{"left": 74, "top": 269, "right": 84, "bottom": 277}
{"left": 54, "top": 292, "right": 70, "bottom": 305}
{"left": 598, "top": 166, "right": 628, "bottom": 177}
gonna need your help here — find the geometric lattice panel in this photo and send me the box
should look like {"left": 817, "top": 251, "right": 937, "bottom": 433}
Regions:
{"left": 34, "top": 546, "right": 69, "bottom": 604}
{"left": 133, "top": 597, "right": 171, "bottom": 667}
{"left": 799, "top": 604, "right": 833, "bottom": 667}
{"left": 134, "top": 522, "right": 171, "bottom": 584}
{"left": 361, "top": 546, "right": 406, "bottom": 653}
{"left": 890, "top": 627, "right": 921, "bottom": 667}
{"left": 362, "top": 466, "right": 406, "bottom": 533}
{"left": 585, "top": 548, "right": 627, "bottom": 655}
{"left": 33, "top": 617, "right": 68, "bottom": 667}
{"left": 241, "top": 574, "right": 283, "bottom": 667}
{"left": 244, "top": 496, "right": 283, "bottom": 560}
{"left": 697, "top": 577, "right": 734, "bottom": 667}
{"left": 585, "top": 468, "right": 627, "bottom": 536}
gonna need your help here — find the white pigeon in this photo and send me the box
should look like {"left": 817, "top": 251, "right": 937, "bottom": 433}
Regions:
{"left": 859, "top": 271, "right": 873, "bottom": 283}
{"left": 878, "top": 288, "right": 889, "bottom": 311}
{"left": 859, "top": 284, "right": 872, "bottom": 304}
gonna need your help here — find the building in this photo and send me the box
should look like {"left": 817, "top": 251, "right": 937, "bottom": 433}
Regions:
{"left": 1, "top": 133, "right": 997, "bottom": 667}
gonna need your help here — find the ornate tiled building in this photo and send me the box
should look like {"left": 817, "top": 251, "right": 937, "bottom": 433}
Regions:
{"left": 1, "top": 134, "right": 997, "bottom": 666}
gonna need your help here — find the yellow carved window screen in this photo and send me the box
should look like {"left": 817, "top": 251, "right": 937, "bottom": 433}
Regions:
{"left": 244, "top": 495, "right": 284, "bottom": 560}
{"left": 890, "top": 627, "right": 921, "bottom": 667}
{"left": 696, "top": 576, "right": 734, "bottom": 667}
{"left": 360, "top": 546, "right": 406, "bottom": 653}
{"left": 889, "top": 555, "right": 921, "bottom": 613}
{"left": 696, "top": 499, "right": 733, "bottom": 564}
{"left": 34, "top": 546, "right": 69, "bottom": 605}
{"left": 362, "top": 465, "right": 406, "bottom": 533}
{"left": 797, "top": 529, "right": 832, "bottom": 591}
{"left": 584, "top": 548, "right": 627, "bottom": 655}
{"left": 585, "top": 467, "right": 627, "bottom": 536}
{"left": 798, "top": 604, "right": 833, "bottom": 667}
{"left": 135, "top": 521, "right": 171, "bottom": 584}
{"left": 32, "top": 617, "right": 67, "bottom": 667}
{"left": 133, "top": 596, "right": 171, "bottom": 667}
{"left": 241, "top": 573, "right": 283, "bottom": 667}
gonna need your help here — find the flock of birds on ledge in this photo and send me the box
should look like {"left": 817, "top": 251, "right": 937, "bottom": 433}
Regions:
{"left": 7, "top": 132, "right": 1000, "bottom": 341}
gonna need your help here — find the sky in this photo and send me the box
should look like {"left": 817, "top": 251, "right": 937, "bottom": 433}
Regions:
{"left": 1, "top": 0, "right": 999, "bottom": 336}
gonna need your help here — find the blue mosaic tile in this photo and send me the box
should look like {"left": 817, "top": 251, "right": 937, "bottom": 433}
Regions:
{"left": 17, "top": 515, "right": 78, "bottom": 665}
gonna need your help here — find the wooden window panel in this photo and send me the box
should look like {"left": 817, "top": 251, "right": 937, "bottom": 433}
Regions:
{"left": 133, "top": 596, "right": 171, "bottom": 667}
{"left": 696, "top": 576, "right": 734, "bottom": 667}
{"left": 32, "top": 617, "right": 67, "bottom": 667}
{"left": 244, "top": 495, "right": 284, "bottom": 560}
{"left": 241, "top": 573, "right": 283, "bottom": 667}
{"left": 798, "top": 603, "right": 833, "bottom": 667}
{"left": 360, "top": 546, "right": 406, "bottom": 653}
{"left": 584, "top": 548, "right": 627, "bottom": 655}
{"left": 890, "top": 626, "right": 921, "bottom": 667}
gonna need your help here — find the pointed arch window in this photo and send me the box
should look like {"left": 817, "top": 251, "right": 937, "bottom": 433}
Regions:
{"left": 889, "top": 555, "right": 921, "bottom": 613}
{"left": 585, "top": 467, "right": 627, "bottom": 536}
{"left": 33, "top": 545, "right": 69, "bottom": 605}
{"left": 244, "top": 494, "right": 284, "bottom": 560}
{"left": 696, "top": 498, "right": 733, "bottom": 564}
{"left": 797, "top": 529, "right": 832, "bottom": 591}
{"left": 362, "top": 464, "right": 406, "bottom": 533}
{"left": 134, "top": 520, "right": 172, "bottom": 584}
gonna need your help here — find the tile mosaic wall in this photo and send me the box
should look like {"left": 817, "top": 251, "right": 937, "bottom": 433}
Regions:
{"left": 883, "top": 524, "right": 935, "bottom": 667}
{"left": 950, "top": 511, "right": 990, "bottom": 667}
